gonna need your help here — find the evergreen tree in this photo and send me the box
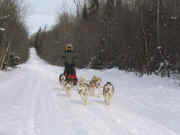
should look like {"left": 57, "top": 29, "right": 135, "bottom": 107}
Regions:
{"left": 82, "top": 4, "right": 88, "bottom": 20}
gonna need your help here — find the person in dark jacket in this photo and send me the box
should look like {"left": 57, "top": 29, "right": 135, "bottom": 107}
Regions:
{"left": 62, "top": 44, "right": 78, "bottom": 85}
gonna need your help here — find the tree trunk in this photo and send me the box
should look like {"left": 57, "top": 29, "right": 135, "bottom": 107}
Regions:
{"left": 156, "top": 0, "right": 160, "bottom": 43}
{"left": 0, "top": 42, "right": 10, "bottom": 70}
{"left": 174, "top": 0, "right": 177, "bottom": 17}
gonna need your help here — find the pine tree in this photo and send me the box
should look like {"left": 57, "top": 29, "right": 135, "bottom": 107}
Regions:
{"left": 82, "top": 4, "right": 88, "bottom": 20}
{"left": 34, "top": 28, "right": 42, "bottom": 54}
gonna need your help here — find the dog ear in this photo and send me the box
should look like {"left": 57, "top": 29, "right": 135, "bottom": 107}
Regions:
{"left": 107, "top": 82, "right": 112, "bottom": 85}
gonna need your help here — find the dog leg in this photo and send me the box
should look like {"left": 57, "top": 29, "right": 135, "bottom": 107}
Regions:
{"left": 104, "top": 94, "right": 110, "bottom": 105}
{"left": 61, "top": 85, "right": 65, "bottom": 91}
{"left": 104, "top": 95, "right": 107, "bottom": 105}
{"left": 89, "top": 88, "right": 95, "bottom": 96}
{"left": 98, "top": 86, "right": 103, "bottom": 98}
{"left": 66, "top": 89, "right": 71, "bottom": 97}
{"left": 81, "top": 96, "right": 87, "bottom": 105}
{"left": 97, "top": 91, "right": 101, "bottom": 98}
{"left": 107, "top": 94, "right": 111, "bottom": 105}
{"left": 92, "top": 88, "right": 95, "bottom": 96}
{"left": 97, "top": 90, "right": 103, "bottom": 98}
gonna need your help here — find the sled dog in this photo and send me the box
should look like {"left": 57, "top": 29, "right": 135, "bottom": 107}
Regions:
{"left": 64, "top": 81, "right": 74, "bottom": 97}
{"left": 78, "top": 82, "right": 89, "bottom": 105}
{"left": 103, "top": 82, "right": 114, "bottom": 105}
{"left": 78, "top": 76, "right": 87, "bottom": 85}
{"left": 59, "top": 73, "right": 66, "bottom": 87}
{"left": 89, "top": 75, "right": 102, "bottom": 96}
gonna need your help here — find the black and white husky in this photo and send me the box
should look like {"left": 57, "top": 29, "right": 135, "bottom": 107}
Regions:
{"left": 59, "top": 74, "right": 74, "bottom": 97}
{"left": 103, "top": 82, "right": 114, "bottom": 105}
{"left": 59, "top": 73, "right": 66, "bottom": 88}
{"left": 64, "top": 81, "right": 74, "bottom": 97}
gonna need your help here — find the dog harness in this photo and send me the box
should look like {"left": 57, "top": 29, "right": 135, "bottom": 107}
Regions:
{"left": 64, "top": 72, "right": 77, "bottom": 80}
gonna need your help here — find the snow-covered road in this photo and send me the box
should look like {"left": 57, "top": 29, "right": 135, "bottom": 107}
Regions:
{"left": 0, "top": 48, "right": 180, "bottom": 135}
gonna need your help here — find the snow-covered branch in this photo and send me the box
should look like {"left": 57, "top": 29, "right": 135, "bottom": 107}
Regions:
{"left": 0, "top": 27, "right": 6, "bottom": 31}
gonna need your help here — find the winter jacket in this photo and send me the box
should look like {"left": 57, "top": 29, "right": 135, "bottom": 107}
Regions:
{"left": 62, "top": 50, "right": 77, "bottom": 66}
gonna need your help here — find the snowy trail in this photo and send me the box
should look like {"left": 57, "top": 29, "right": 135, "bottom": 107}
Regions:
{"left": 0, "top": 48, "right": 180, "bottom": 135}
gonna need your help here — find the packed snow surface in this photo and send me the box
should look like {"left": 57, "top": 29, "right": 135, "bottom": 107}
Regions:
{"left": 0, "top": 48, "right": 180, "bottom": 135}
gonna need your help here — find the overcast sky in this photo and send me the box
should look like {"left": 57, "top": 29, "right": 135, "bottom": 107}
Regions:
{"left": 24, "top": 0, "right": 75, "bottom": 35}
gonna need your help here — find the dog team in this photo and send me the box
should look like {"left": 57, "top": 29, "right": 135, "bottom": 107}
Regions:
{"left": 59, "top": 74, "right": 114, "bottom": 105}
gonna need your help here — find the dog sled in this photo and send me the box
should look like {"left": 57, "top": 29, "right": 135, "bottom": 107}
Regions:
{"left": 59, "top": 70, "right": 78, "bottom": 86}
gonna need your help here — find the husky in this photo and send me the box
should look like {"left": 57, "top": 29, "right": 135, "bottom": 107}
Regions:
{"left": 59, "top": 73, "right": 66, "bottom": 87}
{"left": 78, "top": 76, "right": 87, "bottom": 85}
{"left": 103, "top": 82, "right": 114, "bottom": 105}
{"left": 64, "top": 81, "right": 74, "bottom": 97}
{"left": 88, "top": 75, "right": 102, "bottom": 96}
{"left": 78, "top": 82, "right": 89, "bottom": 105}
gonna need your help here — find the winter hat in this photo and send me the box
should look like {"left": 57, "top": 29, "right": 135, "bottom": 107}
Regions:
{"left": 65, "top": 44, "right": 73, "bottom": 51}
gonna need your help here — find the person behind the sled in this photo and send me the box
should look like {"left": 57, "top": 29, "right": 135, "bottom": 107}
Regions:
{"left": 62, "top": 44, "right": 78, "bottom": 85}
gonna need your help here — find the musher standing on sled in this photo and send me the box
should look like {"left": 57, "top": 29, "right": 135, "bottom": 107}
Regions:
{"left": 62, "top": 44, "right": 78, "bottom": 85}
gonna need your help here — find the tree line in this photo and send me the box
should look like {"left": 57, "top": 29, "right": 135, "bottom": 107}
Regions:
{"left": 0, "top": 0, "right": 29, "bottom": 70}
{"left": 32, "top": 0, "right": 180, "bottom": 77}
